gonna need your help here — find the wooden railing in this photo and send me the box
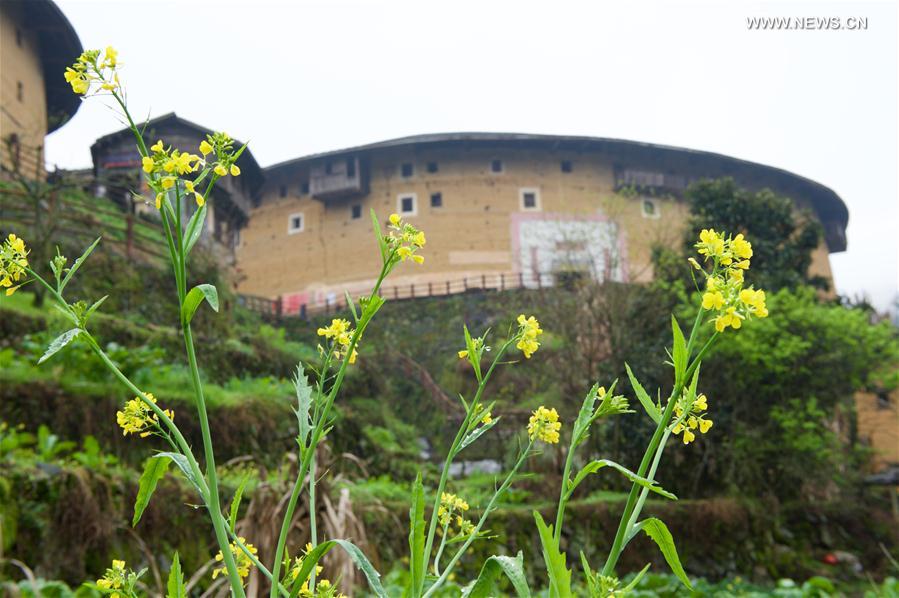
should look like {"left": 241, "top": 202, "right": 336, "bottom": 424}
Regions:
{"left": 237, "top": 270, "right": 580, "bottom": 320}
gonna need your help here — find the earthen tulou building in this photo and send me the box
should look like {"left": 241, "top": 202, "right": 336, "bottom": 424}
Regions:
{"left": 0, "top": 0, "right": 82, "bottom": 179}
{"left": 238, "top": 133, "right": 847, "bottom": 314}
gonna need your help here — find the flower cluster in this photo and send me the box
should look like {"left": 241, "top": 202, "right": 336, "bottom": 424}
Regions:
{"left": 116, "top": 392, "right": 173, "bottom": 438}
{"left": 386, "top": 213, "right": 426, "bottom": 264}
{"left": 437, "top": 492, "right": 475, "bottom": 536}
{"left": 457, "top": 336, "right": 484, "bottom": 360}
{"left": 527, "top": 405, "right": 561, "bottom": 444}
{"left": 95, "top": 559, "right": 141, "bottom": 597}
{"left": 0, "top": 233, "right": 29, "bottom": 296}
{"left": 286, "top": 544, "right": 348, "bottom": 598}
{"left": 671, "top": 392, "right": 713, "bottom": 444}
{"left": 64, "top": 47, "right": 119, "bottom": 96}
{"left": 692, "top": 229, "right": 768, "bottom": 332}
{"left": 143, "top": 133, "right": 242, "bottom": 209}
{"left": 212, "top": 537, "right": 257, "bottom": 582}
{"left": 316, "top": 318, "right": 358, "bottom": 364}
{"left": 515, "top": 314, "right": 543, "bottom": 359}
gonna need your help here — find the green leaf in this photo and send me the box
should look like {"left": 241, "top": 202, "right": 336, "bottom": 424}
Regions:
{"left": 38, "top": 328, "right": 82, "bottom": 364}
{"left": 157, "top": 451, "right": 203, "bottom": 497}
{"left": 370, "top": 208, "right": 386, "bottom": 261}
{"left": 566, "top": 459, "right": 676, "bottom": 501}
{"left": 459, "top": 416, "right": 499, "bottom": 452}
{"left": 625, "top": 364, "right": 661, "bottom": 424}
{"left": 133, "top": 455, "right": 171, "bottom": 526}
{"left": 60, "top": 237, "right": 100, "bottom": 292}
{"left": 166, "top": 552, "right": 185, "bottom": 598}
{"left": 229, "top": 477, "right": 249, "bottom": 533}
{"left": 621, "top": 564, "right": 652, "bottom": 593}
{"left": 288, "top": 539, "right": 386, "bottom": 598}
{"left": 631, "top": 518, "right": 692, "bottom": 590}
{"left": 183, "top": 205, "right": 207, "bottom": 255}
{"left": 181, "top": 284, "right": 219, "bottom": 324}
{"left": 671, "top": 316, "right": 687, "bottom": 384}
{"left": 533, "top": 511, "right": 572, "bottom": 598}
{"left": 462, "top": 552, "right": 532, "bottom": 598}
{"left": 293, "top": 364, "right": 313, "bottom": 447}
{"left": 572, "top": 383, "right": 601, "bottom": 447}
{"left": 408, "top": 473, "right": 426, "bottom": 594}
{"left": 84, "top": 295, "right": 109, "bottom": 321}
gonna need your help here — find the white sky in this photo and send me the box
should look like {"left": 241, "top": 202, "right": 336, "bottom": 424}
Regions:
{"left": 45, "top": 0, "right": 899, "bottom": 311}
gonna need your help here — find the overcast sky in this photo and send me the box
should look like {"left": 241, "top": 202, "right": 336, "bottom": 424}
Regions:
{"left": 45, "top": 0, "right": 898, "bottom": 311}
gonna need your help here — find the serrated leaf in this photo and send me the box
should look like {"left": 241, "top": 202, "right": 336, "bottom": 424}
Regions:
{"left": 625, "top": 364, "right": 661, "bottom": 424}
{"left": 229, "top": 477, "right": 249, "bottom": 533}
{"left": 573, "top": 383, "right": 600, "bottom": 446}
{"left": 370, "top": 208, "right": 386, "bottom": 261}
{"left": 288, "top": 539, "right": 386, "bottom": 598}
{"left": 183, "top": 205, "right": 207, "bottom": 255}
{"left": 133, "top": 455, "right": 171, "bottom": 526}
{"left": 566, "top": 459, "right": 676, "bottom": 501}
{"left": 181, "top": 284, "right": 219, "bottom": 324}
{"left": 409, "top": 474, "right": 426, "bottom": 594}
{"left": 533, "top": 511, "right": 572, "bottom": 598}
{"left": 671, "top": 315, "right": 687, "bottom": 384}
{"left": 462, "top": 552, "right": 532, "bottom": 598}
{"left": 166, "top": 552, "right": 185, "bottom": 598}
{"left": 293, "top": 364, "right": 313, "bottom": 447}
{"left": 632, "top": 518, "right": 692, "bottom": 590}
{"left": 60, "top": 237, "right": 100, "bottom": 292}
{"left": 38, "top": 328, "right": 82, "bottom": 364}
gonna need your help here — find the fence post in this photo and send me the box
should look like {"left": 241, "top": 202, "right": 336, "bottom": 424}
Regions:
{"left": 428, "top": 282, "right": 432, "bottom": 296}
{"left": 275, "top": 296, "right": 283, "bottom": 319}
{"left": 411, "top": 283, "right": 415, "bottom": 298}
{"left": 125, "top": 214, "right": 134, "bottom": 259}
{"left": 463, "top": 277, "right": 468, "bottom": 291}
{"left": 518, "top": 272, "right": 523, "bottom": 288}
{"left": 481, "top": 274, "right": 486, "bottom": 289}
{"left": 537, "top": 273, "right": 542, "bottom": 290}
{"left": 446, "top": 280, "right": 450, "bottom": 295}
{"left": 500, "top": 273, "right": 504, "bottom": 291}
{"left": 300, "top": 304, "right": 307, "bottom": 320}
{"left": 394, "top": 286, "right": 399, "bottom": 299}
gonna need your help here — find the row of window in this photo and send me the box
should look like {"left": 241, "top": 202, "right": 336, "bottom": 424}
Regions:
{"left": 276, "top": 159, "right": 578, "bottom": 198}
{"left": 286, "top": 188, "right": 542, "bottom": 234}
{"left": 286, "top": 194, "right": 661, "bottom": 234}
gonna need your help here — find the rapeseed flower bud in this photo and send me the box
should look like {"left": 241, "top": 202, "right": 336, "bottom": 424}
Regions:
{"left": 385, "top": 214, "right": 426, "bottom": 265}
{"left": 671, "top": 392, "right": 713, "bottom": 444}
{"left": 528, "top": 405, "right": 561, "bottom": 444}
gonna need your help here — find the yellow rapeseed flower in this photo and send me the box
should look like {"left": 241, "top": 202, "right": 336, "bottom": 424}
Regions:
{"left": 230, "top": 164, "right": 241, "bottom": 176}
{"left": 515, "top": 314, "right": 543, "bottom": 359}
{"left": 214, "top": 164, "right": 228, "bottom": 177}
{"left": 116, "top": 393, "right": 173, "bottom": 438}
{"left": 701, "top": 291, "right": 724, "bottom": 311}
{"left": 212, "top": 538, "right": 257, "bottom": 581}
{"left": 141, "top": 156, "right": 155, "bottom": 173}
{"left": 528, "top": 405, "right": 561, "bottom": 444}
{"left": 151, "top": 140, "right": 164, "bottom": 153}
{"left": 199, "top": 140, "right": 213, "bottom": 155}
{"left": 1, "top": 233, "right": 30, "bottom": 296}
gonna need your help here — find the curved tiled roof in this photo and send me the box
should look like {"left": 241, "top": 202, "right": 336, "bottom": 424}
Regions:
{"left": 9, "top": 0, "right": 84, "bottom": 133}
{"left": 266, "top": 132, "right": 848, "bottom": 252}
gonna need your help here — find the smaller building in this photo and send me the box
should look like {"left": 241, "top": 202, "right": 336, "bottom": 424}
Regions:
{"left": 0, "top": 0, "right": 82, "bottom": 179}
{"left": 90, "top": 113, "right": 264, "bottom": 258}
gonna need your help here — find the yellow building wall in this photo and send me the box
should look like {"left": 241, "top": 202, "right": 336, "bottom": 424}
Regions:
{"left": 236, "top": 148, "right": 690, "bottom": 303}
{"left": 855, "top": 391, "right": 899, "bottom": 470}
{"left": 0, "top": 2, "right": 48, "bottom": 179}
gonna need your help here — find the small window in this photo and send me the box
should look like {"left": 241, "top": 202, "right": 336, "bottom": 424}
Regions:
{"left": 279, "top": 185, "right": 287, "bottom": 198}
{"left": 398, "top": 193, "right": 417, "bottom": 216}
{"left": 490, "top": 159, "right": 503, "bottom": 173}
{"left": 324, "top": 162, "right": 333, "bottom": 175}
{"left": 300, "top": 181, "right": 309, "bottom": 195}
{"left": 401, "top": 163, "right": 414, "bottom": 178}
{"left": 288, "top": 213, "right": 305, "bottom": 234}
{"left": 520, "top": 188, "right": 540, "bottom": 211}
{"left": 876, "top": 392, "right": 892, "bottom": 410}
{"left": 641, "top": 198, "right": 660, "bottom": 219}
{"left": 561, "top": 160, "right": 572, "bottom": 173}
{"left": 427, "top": 161, "right": 439, "bottom": 173}
{"left": 430, "top": 192, "right": 442, "bottom": 208}
{"left": 16, "top": 82, "right": 23, "bottom": 102}
{"left": 346, "top": 158, "right": 356, "bottom": 178}
{"left": 351, "top": 204, "right": 362, "bottom": 219}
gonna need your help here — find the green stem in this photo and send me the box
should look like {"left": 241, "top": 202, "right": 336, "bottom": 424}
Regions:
{"left": 432, "top": 517, "right": 452, "bottom": 576}
{"left": 182, "top": 322, "right": 245, "bottom": 597}
{"left": 601, "top": 308, "right": 705, "bottom": 577}
{"left": 308, "top": 456, "right": 317, "bottom": 589}
{"left": 421, "top": 339, "right": 513, "bottom": 593}
{"left": 625, "top": 426, "right": 674, "bottom": 535}
{"left": 422, "top": 440, "right": 533, "bottom": 598}
{"left": 553, "top": 435, "right": 578, "bottom": 543}
{"left": 268, "top": 264, "right": 391, "bottom": 598}
{"left": 228, "top": 532, "right": 290, "bottom": 598}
